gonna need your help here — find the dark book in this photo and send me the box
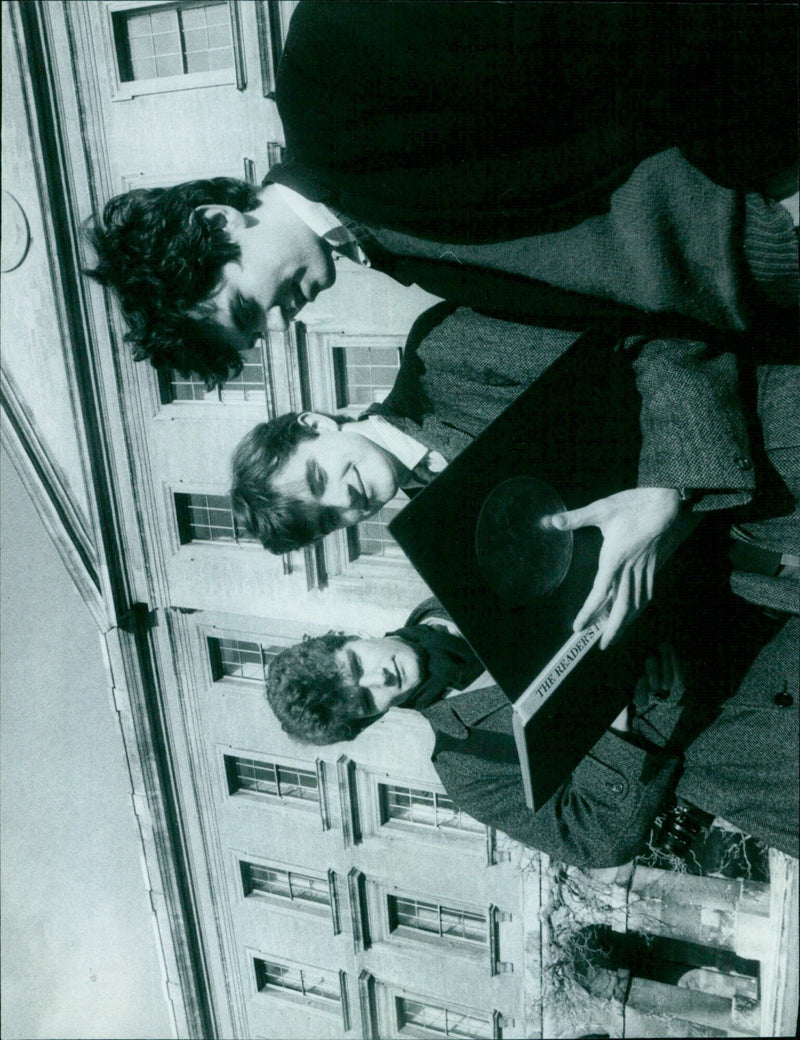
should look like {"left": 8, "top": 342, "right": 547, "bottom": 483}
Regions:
{"left": 389, "top": 336, "right": 698, "bottom": 809}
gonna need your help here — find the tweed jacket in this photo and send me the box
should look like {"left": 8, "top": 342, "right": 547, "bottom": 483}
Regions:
{"left": 422, "top": 684, "right": 680, "bottom": 869}
{"left": 403, "top": 598, "right": 681, "bottom": 867}
{"left": 368, "top": 305, "right": 759, "bottom": 515}
{"left": 270, "top": 2, "right": 798, "bottom": 330}
{"left": 677, "top": 614, "right": 798, "bottom": 857}
{"left": 413, "top": 593, "right": 798, "bottom": 861}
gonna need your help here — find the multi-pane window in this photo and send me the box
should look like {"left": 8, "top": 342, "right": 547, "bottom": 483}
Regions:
{"left": 113, "top": 1, "right": 233, "bottom": 82}
{"left": 396, "top": 997, "right": 494, "bottom": 1039}
{"left": 160, "top": 344, "right": 267, "bottom": 403}
{"left": 174, "top": 493, "right": 255, "bottom": 545}
{"left": 254, "top": 958, "right": 340, "bottom": 1004}
{"left": 241, "top": 861, "right": 330, "bottom": 908}
{"left": 379, "top": 784, "right": 484, "bottom": 836}
{"left": 225, "top": 755, "right": 319, "bottom": 803}
{"left": 347, "top": 496, "right": 406, "bottom": 561}
{"left": 332, "top": 344, "right": 403, "bottom": 408}
{"left": 207, "top": 637, "right": 283, "bottom": 682}
{"left": 388, "top": 895, "right": 487, "bottom": 946}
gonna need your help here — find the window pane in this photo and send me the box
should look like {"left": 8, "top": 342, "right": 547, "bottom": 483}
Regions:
{"left": 207, "top": 45, "right": 233, "bottom": 71}
{"left": 246, "top": 863, "right": 292, "bottom": 899}
{"left": 276, "top": 765, "right": 320, "bottom": 803}
{"left": 152, "top": 30, "right": 180, "bottom": 56}
{"left": 229, "top": 756, "right": 278, "bottom": 796}
{"left": 204, "top": 1, "right": 229, "bottom": 25}
{"left": 215, "top": 638, "right": 264, "bottom": 681}
{"left": 166, "top": 346, "right": 265, "bottom": 403}
{"left": 244, "top": 862, "right": 330, "bottom": 907}
{"left": 351, "top": 496, "right": 406, "bottom": 560}
{"left": 304, "top": 970, "right": 339, "bottom": 1002}
{"left": 180, "top": 5, "right": 208, "bottom": 30}
{"left": 380, "top": 784, "right": 484, "bottom": 835}
{"left": 335, "top": 343, "right": 402, "bottom": 406}
{"left": 207, "top": 23, "right": 230, "bottom": 48}
{"left": 174, "top": 492, "right": 257, "bottom": 544}
{"left": 129, "top": 36, "right": 155, "bottom": 61}
{"left": 290, "top": 873, "right": 330, "bottom": 906}
{"left": 149, "top": 10, "right": 176, "bottom": 33}
{"left": 440, "top": 907, "right": 486, "bottom": 944}
{"left": 263, "top": 961, "right": 304, "bottom": 993}
{"left": 155, "top": 53, "right": 183, "bottom": 77}
{"left": 131, "top": 57, "right": 157, "bottom": 80}
{"left": 126, "top": 12, "right": 153, "bottom": 38}
{"left": 117, "top": 3, "right": 232, "bottom": 83}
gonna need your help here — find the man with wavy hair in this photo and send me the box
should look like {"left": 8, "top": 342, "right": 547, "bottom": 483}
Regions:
{"left": 85, "top": 3, "right": 797, "bottom": 387}
{"left": 265, "top": 595, "right": 799, "bottom": 864}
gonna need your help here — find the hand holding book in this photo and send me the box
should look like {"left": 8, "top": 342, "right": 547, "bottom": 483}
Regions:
{"left": 542, "top": 487, "right": 681, "bottom": 649}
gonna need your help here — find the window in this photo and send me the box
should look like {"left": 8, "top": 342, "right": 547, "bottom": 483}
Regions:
{"left": 113, "top": 1, "right": 233, "bottom": 83}
{"left": 347, "top": 496, "right": 407, "bottom": 561}
{"left": 207, "top": 637, "right": 283, "bottom": 682}
{"left": 388, "top": 895, "right": 487, "bottom": 946}
{"left": 332, "top": 344, "right": 403, "bottom": 409}
{"left": 379, "top": 784, "right": 484, "bottom": 836}
{"left": 225, "top": 755, "right": 319, "bottom": 803}
{"left": 159, "top": 344, "right": 267, "bottom": 403}
{"left": 254, "top": 958, "right": 341, "bottom": 1005}
{"left": 395, "top": 997, "right": 495, "bottom": 1039}
{"left": 174, "top": 493, "right": 255, "bottom": 545}
{"left": 241, "top": 861, "right": 330, "bottom": 909}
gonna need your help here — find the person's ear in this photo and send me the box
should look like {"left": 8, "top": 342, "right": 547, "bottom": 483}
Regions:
{"left": 194, "top": 204, "right": 245, "bottom": 236}
{"left": 297, "top": 412, "right": 340, "bottom": 433}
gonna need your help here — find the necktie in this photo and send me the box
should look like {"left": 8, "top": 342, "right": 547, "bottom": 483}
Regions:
{"left": 410, "top": 451, "right": 446, "bottom": 486}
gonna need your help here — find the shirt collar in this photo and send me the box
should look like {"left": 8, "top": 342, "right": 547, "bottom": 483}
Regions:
{"left": 354, "top": 415, "right": 431, "bottom": 484}
{"left": 271, "top": 184, "right": 370, "bottom": 265}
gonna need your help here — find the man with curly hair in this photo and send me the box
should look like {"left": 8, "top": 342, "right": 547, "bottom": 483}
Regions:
{"left": 266, "top": 595, "right": 798, "bottom": 865}
{"left": 85, "top": 177, "right": 336, "bottom": 387}
{"left": 85, "top": 3, "right": 797, "bottom": 386}
{"left": 267, "top": 606, "right": 481, "bottom": 744}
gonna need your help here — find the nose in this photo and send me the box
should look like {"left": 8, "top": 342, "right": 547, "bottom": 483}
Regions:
{"left": 321, "top": 482, "right": 365, "bottom": 516}
{"left": 266, "top": 305, "right": 290, "bottom": 333}
{"left": 320, "top": 482, "right": 354, "bottom": 511}
{"left": 361, "top": 664, "right": 396, "bottom": 690}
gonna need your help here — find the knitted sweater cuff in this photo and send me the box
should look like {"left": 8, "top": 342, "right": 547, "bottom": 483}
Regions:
{"left": 743, "top": 195, "right": 800, "bottom": 310}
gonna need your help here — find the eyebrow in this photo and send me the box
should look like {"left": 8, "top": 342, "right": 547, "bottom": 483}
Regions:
{"left": 306, "top": 459, "right": 326, "bottom": 499}
{"left": 230, "top": 291, "right": 261, "bottom": 337}
{"left": 345, "top": 649, "right": 363, "bottom": 684}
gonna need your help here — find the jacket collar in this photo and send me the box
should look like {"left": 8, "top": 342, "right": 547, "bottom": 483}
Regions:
{"left": 422, "top": 686, "right": 510, "bottom": 739}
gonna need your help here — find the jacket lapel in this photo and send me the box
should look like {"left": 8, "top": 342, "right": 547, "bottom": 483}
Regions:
{"left": 422, "top": 686, "right": 510, "bottom": 740}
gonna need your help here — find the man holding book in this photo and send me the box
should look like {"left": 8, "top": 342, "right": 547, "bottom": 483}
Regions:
{"left": 231, "top": 304, "right": 790, "bottom": 646}
{"left": 265, "top": 599, "right": 683, "bottom": 869}
{"left": 265, "top": 593, "right": 798, "bottom": 864}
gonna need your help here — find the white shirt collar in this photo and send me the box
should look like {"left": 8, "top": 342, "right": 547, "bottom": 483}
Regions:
{"left": 271, "top": 184, "right": 370, "bottom": 266}
{"left": 353, "top": 415, "right": 431, "bottom": 480}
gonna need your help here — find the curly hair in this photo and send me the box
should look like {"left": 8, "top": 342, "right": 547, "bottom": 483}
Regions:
{"left": 267, "top": 633, "right": 373, "bottom": 744}
{"left": 84, "top": 177, "right": 261, "bottom": 387}
{"left": 231, "top": 413, "right": 352, "bottom": 553}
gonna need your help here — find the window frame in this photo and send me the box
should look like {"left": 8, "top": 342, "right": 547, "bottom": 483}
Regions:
{"left": 360, "top": 975, "right": 503, "bottom": 1040}
{"left": 387, "top": 893, "right": 489, "bottom": 949}
{"left": 237, "top": 854, "right": 340, "bottom": 930}
{"left": 156, "top": 339, "right": 272, "bottom": 407}
{"left": 206, "top": 634, "right": 287, "bottom": 686}
{"left": 378, "top": 781, "right": 487, "bottom": 841}
{"left": 173, "top": 489, "right": 255, "bottom": 547}
{"left": 249, "top": 951, "right": 349, "bottom": 1026}
{"left": 103, "top": 0, "right": 239, "bottom": 100}
{"left": 219, "top": 748, "right": 331, "bottom": 828}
